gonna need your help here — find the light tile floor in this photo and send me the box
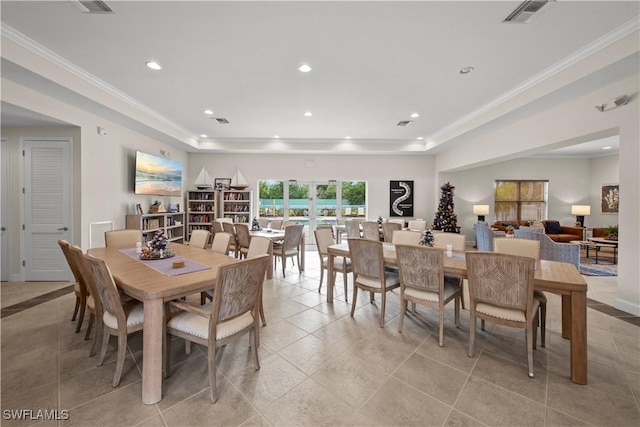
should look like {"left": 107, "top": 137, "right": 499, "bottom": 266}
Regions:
{"left": 1, "top": 248, "right": 638, "bottom": 426}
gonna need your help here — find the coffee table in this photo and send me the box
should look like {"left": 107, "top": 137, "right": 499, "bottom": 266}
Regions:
{"left": 571, "top": 240, "right": 617, "bottom": 264}
{"left": 588, "top": 237, "right": 618, "bottom": 264}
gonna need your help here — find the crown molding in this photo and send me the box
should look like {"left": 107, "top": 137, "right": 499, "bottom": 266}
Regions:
{"left": 429, "top": 18, "right": 640, "bottom": 144}
{"left": 1, "top": 24, "right": 196, "bottom": 141}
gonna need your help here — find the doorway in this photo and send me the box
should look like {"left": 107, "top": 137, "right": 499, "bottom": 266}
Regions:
{"left": 288, "top": 181, "right": 338, "bottom": 244}
{"left": 21, "top": 137, "right": 73, "bottom": 281}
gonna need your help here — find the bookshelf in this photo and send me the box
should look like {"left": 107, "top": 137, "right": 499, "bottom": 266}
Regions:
{"left": 126, "top": 212, "right": 185, "bottom": 243}
{"left": 220, "top": 190, "right": 252, "bottom": 223}
{"left": 185, "top": 190, "right": 217, "bottom": 242}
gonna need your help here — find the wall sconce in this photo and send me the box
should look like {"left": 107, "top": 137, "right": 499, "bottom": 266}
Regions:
{"left": 571, "top": 205, "right": 590, "bottom": 227}
{"left": 595, "top": 95, "right": 629, "bottom": 112}
{"left": 472, "top": 205, "right": 489, "bottom": 222}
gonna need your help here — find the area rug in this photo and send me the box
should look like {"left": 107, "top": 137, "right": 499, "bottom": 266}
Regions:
{"left": 579, "top": 256, "right": 618, "bottom": 277}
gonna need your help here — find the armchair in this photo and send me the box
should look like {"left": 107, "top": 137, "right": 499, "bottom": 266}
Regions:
{"left": 514, "top": 229, "right": 580, "bottom": 269}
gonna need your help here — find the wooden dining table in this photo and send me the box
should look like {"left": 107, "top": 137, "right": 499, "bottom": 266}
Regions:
{"left": 327, "top": 242, "right": 589, "bottom": 385}
{"left": 87, "top": 243, "right": 239, "bottom": 404}
{"left": 250, "top": 228, "right": 305, "bottom": 279}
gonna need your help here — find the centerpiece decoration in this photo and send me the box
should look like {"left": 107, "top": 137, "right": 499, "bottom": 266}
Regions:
{"left": 251, "top": 217, "right": 262, "bottom": 231}
{"left": 505, "top": 225, "right": 515, "bottom": 238}
{"left": 419, "top": 229, "right": 435, "bottom": 247}
{"left": 140, "top": 230, "right": 175, "bottom": 260}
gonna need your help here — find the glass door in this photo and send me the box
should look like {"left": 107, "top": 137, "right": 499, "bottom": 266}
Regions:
{"left": 288, "top": 181, "right": 338, "bottom": 245}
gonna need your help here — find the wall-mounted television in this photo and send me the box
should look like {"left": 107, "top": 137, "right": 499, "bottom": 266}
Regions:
{"left": 134, "top": 151, "right": 182, "bottom": 197}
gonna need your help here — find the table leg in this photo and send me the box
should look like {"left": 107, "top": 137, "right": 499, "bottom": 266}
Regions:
{"left": 142, "top": 299, "right": 163, "bottom": 404}
{"left": 561, "top": 294, "right": 571, "bottom": 339}
{"left": 570, "top": 290, "right": 588, "bottom": 384}
{"left": 300, "top": 234, "right": 305, "bottom": 271}
{"left": 327, "top": 252, "right": 335, "bottom": 303}
{"left": 266, "top": 241, "right": 274, "bottom": 279}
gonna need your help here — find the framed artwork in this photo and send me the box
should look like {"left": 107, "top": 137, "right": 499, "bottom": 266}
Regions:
{"left": 389, "top": 180, "right": 414, "bottom": 217}
{"left": 600, "top": 184, "right": 619, "bottom": 214}
{"left": 214, "top": 178, "right": 231, "bottom": 190}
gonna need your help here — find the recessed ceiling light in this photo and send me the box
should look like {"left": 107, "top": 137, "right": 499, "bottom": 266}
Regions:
{"left": 602, "top": 146, "right": 612, "bottom": 150}
{"left": 203, "top": 109, "right": 213, "bottom": 115}
{"left": 417, "top": 137, "right": 424, "bottom": 140}
{"left": 146, "top": 61, "right": 162, "bottom": 70}
{"left": 345, "top": 136, "right": 351, "bottom": 139}
{"left": 274, "top": 135, "right": 280, "bottom": 139}
{"left": 304, "top": 111, "right": 313, "bottom": 117}
{"left": 200, "top": 134, "right": 207, "bottom": 138}
{"left": 410, "top": 113, "right": 420, "bottom": 118}
{"left": 298, "top": 64, "right": 312, "bottom": 73}
{"left": 459, "top": 66, "right": 474, "bottom": 75}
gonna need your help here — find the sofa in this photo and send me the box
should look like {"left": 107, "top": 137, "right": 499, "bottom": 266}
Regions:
{"left": 491, "top": 220, "right": 583, "bottom": 243}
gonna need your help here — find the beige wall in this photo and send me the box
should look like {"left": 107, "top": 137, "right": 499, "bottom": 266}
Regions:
{"left": 188, "top": 153, "right": 436, "bottom": 222}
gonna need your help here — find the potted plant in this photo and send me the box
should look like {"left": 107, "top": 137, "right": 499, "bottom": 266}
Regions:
{"left": 604, "top": 225, "right": 618, "bottom": 241}
{"left": 505, "top": 225, "right": 515, "bottom": 238}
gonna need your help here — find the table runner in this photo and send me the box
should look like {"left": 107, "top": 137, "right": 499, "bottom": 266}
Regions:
{"left": 119, "top": 248, "right": 211, "bottom": 276}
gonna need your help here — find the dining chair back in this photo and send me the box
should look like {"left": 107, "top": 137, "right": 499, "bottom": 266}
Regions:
{"left": 493, "top": 237, "right": 546, "bottom": 346}
{"left": 314, "top": 227, "right": 351, "bottom": 300}
{"left": 395, "top": 244, "right": 460, "bottom": 345}
{"left": 221, "top": 222, "right": 239, "bottom": 257}
{"left": 382, "top": 222, "right": 402, "bottom": 243}
{"left": 387, "top": 218, "right": 405, "bottom": 226}
{"left": 257, "top": 218, "right": 269, "bottom": 228}
{"left": 215, "top": 218, "right": 233, "bottom": 224}
{"left": 84, "top": 253, "right": 144, "bottom": 387}
{"left": 407, "top": 220, "right": 427, "bottom": 230}
{"left": 347, "top": 238, "right": 400, "bottom": 327}
{"left": 211, "top": 221, "right": 224, "bottom": 234}
{"left": 432, "top": 232, "right": 466, "bottom": 251}
{"left": 391, "top": 230, "right": 422, "bottom": 246}
{"left": 273, "top": 224, "right": 303, "bottom": 277}
{"left": 210, "top": 232, "right": 232, "bottom": 255}
{"left": 165, "top": 255, "right": 269, "bottom": 403}
{"left": 270, "top": 219, "right": 284, "bottom": 230}
{"left": 66, "top": 243, "right": 104, "bottom": 350}
{"left": 104, "top": 229, "right": 141, "bottom": 247}
{"left": 245, "top": 236, "right": 271, "bottom": 326}
{"left": 345, "top": 220, "right": 361, "bottom": 239}
{"left": 283, "top": 220, "right": 298, "bottom": 228}
{"left": 234, "top": 223, "right": 251, "bottom": 258}
{"left": 362, "top": 221, "right": 380, "bottom": 241}
{"left": 58, "top": 240, "right": 87, "bottom": 330}
{"left": 189, "top": 229, "right": 210, "bottom": 249}
{"left": 465, "top": 252, "right": 538, "bottom": 377}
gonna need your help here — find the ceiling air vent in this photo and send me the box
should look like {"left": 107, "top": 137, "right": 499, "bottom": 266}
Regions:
{"left": 396, "top": 120, "right": 413, "bottom": 127}
{"left": 70, "top": 0, "right": 114, "bottom": 13}
{"left": 212, "top": 118, "right": 229, "bottom": 124}
{"left": 503, "top": 0, "right": 554, "bottom": 24}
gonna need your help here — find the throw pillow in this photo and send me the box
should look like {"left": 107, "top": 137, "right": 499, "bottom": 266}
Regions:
{"left": 545, "top": 221, "right": 562, "bottom": 234}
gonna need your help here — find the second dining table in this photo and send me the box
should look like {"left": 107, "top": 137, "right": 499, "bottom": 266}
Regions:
{"left": 326, "top": 242, "right": 588, "bottom": 386}
{"left": 249, "top": 228, "right": 305, "bottom": 279}
{"left": 88, "top": 243, "right": 239, "bottom": 405}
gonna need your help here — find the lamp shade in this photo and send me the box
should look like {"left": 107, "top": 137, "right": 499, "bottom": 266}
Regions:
{"left": 571, "top": 205, "right": 591, "bottom": 216}
{"left": 473, "top": 205, "right": 489, "bottom": 215}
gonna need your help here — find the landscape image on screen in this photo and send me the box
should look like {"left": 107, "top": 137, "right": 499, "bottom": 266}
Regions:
{"left": 135, "top": 151, "right": 182, "bottom": 197}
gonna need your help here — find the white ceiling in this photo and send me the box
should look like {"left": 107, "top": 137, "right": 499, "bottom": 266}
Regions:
{"left": 1, "top": 1, "right": 638, "bottom": 157}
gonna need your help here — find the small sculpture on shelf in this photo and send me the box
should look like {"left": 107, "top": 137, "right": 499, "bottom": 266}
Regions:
{"left": 419, "top": 229, "right": 435, "bottom": 247}
{"left": 140, "top": 230, "right": 175, "bottom": 260}
{"left": 251, "top": 217, "right": 262, "bottom": 231}
{"left": 377, "top": 216, "right": 383, "bottom": 227}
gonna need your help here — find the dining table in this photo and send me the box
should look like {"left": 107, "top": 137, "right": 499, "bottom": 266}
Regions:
{"left": 249, "top": 228, "right": 305, "bottom": 278}
{"left": 87, "top": 243, "right": 239, "bottom": 404}
{"left": 326, "top": 242, "right": 589, "bottom": 385}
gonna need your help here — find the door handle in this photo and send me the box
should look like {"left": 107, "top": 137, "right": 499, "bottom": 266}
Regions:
{"left": 57, "top": 227, "right": 68, "bottom": 231}
{"left": 1, "top": 226, "right": 5, "bottom": 231}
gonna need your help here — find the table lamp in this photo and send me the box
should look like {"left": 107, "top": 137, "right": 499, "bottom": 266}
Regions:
{"left": 571, "top": 205, "right": 590, "bottom": 227}
{"left": 473, "top": 205, "right": 489, "bottom": 222}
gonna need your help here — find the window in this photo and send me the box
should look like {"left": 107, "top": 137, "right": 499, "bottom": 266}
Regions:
{"left": 494, "top": 180, "right": 548, "bottom": 222}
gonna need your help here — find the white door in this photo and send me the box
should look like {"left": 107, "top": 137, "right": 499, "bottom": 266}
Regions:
{"left": 22, "top": 138, "right": 72, "bottom": 281}
{"left": 1, "top": 138, "right": 9, "bottom": 281}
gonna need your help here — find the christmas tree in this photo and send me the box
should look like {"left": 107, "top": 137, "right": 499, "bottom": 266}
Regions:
{"left": 433, "top": 182, "right": 461, "bottom": 233}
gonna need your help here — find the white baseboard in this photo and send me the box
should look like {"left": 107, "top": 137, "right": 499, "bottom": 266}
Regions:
{"left": 9, "top": 273, "right": 21, "bottom": 282}
{"left": 614, "top": 297, "right": 640, "bottom": 316}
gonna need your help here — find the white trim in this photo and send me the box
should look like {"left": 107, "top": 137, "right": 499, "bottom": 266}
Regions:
{"left": 614, "top": 298, "right": 640, "bottom": 317}
{"left": 1, "top": 138, "right": 9, "bottom": 281}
